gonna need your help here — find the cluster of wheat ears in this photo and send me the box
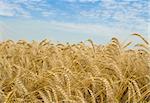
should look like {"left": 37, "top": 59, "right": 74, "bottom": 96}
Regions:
{"left": 0, "top": 34, "right": 149, "bottom": 103}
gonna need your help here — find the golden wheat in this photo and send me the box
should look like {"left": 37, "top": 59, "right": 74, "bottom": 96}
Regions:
{"left": 0, "top": 34, "right": 149, "bottom": 103}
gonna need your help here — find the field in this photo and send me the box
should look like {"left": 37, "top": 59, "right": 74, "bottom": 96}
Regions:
{"left": 0, "top": 34, "right": 149, "bottom": 103}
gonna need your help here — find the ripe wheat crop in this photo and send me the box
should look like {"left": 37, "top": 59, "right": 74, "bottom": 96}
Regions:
{"left": 0, "top": 34, "right": 149, "bottom": 103}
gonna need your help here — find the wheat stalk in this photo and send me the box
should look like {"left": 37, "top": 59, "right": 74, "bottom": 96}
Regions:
{"left": 0, "top": 36, "right": 149, "bottom": 102}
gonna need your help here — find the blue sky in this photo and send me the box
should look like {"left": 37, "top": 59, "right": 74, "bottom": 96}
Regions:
{"left": 0, "top": 0, "right": 149, "bottom": 43}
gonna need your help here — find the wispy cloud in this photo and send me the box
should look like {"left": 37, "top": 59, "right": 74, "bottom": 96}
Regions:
{"left": 0, "top": 0, "right": 149, "bottom": 42}
{"left": 1, "top": 20, "right": 147, "bottom": 43}
{"left": 0, "top": 1, "right": 17, "bottom": 16}
{"left": 63, "top": 0, "right": 76, "bottom": 2}
{"left": 79, "top": 0, "right": 100, "bottom": 3}
{"left": 79, "top": 0, "right": 149, "bottom": 35}
{"left": 64, "top": 0, "right": 100, "bottom": 3}
{"left": 0, "top": 0, "right": 31, "bottom": 18}
{"left": 1, "top": 0, "right": 149, "bottom": 23}
{"left": 0, "top": 0, "right": 47, "bottom": 17}
{"left": 80, "top": 0, "right": 149, "bottom": 22}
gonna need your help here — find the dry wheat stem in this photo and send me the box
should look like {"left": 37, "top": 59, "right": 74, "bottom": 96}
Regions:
{"left": 0, "top": 34, "right": 149, "bottom": 103}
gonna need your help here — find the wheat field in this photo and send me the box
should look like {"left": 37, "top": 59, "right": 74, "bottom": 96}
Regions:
{"left": 0, "top": 34, "right": 149, "bottom": 103}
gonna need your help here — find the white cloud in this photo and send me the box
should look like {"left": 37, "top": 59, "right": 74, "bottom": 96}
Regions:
{"left": 0, "top": 0, "right": 47, "bottom": 17}
{"left": 79, "top": 0, "right": 100, "bottom": 3}
{"left": 12, "top": 0, "right": 43, "bottom": 3}
{"left": 1, "top": 20, "right": 146, "bottom": 43}
{"left": 63, "top": 0, "right": 77, "bottom": 2}
{"left": 0, "top": 0, "right": 30, "bottom": 17}
{"left": 0, "top": 0, "right": 148, "bottom": 42}
{"left": 80, "top": 0, "right": 149, "bottom": 35}
{"left": 80, "top": 0, "right": 148, "bottom": 21}
{"left": 0, "top": 1, "right": 16, "bottom": 16}
{"left": 42, "top": 11, "right": 55, "bottom": 17}
{"left": 58, "top": 21, "right": 143, "bottom": 37}
{"left": 64, "top": 0, "right": 100, "bottom": 3}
